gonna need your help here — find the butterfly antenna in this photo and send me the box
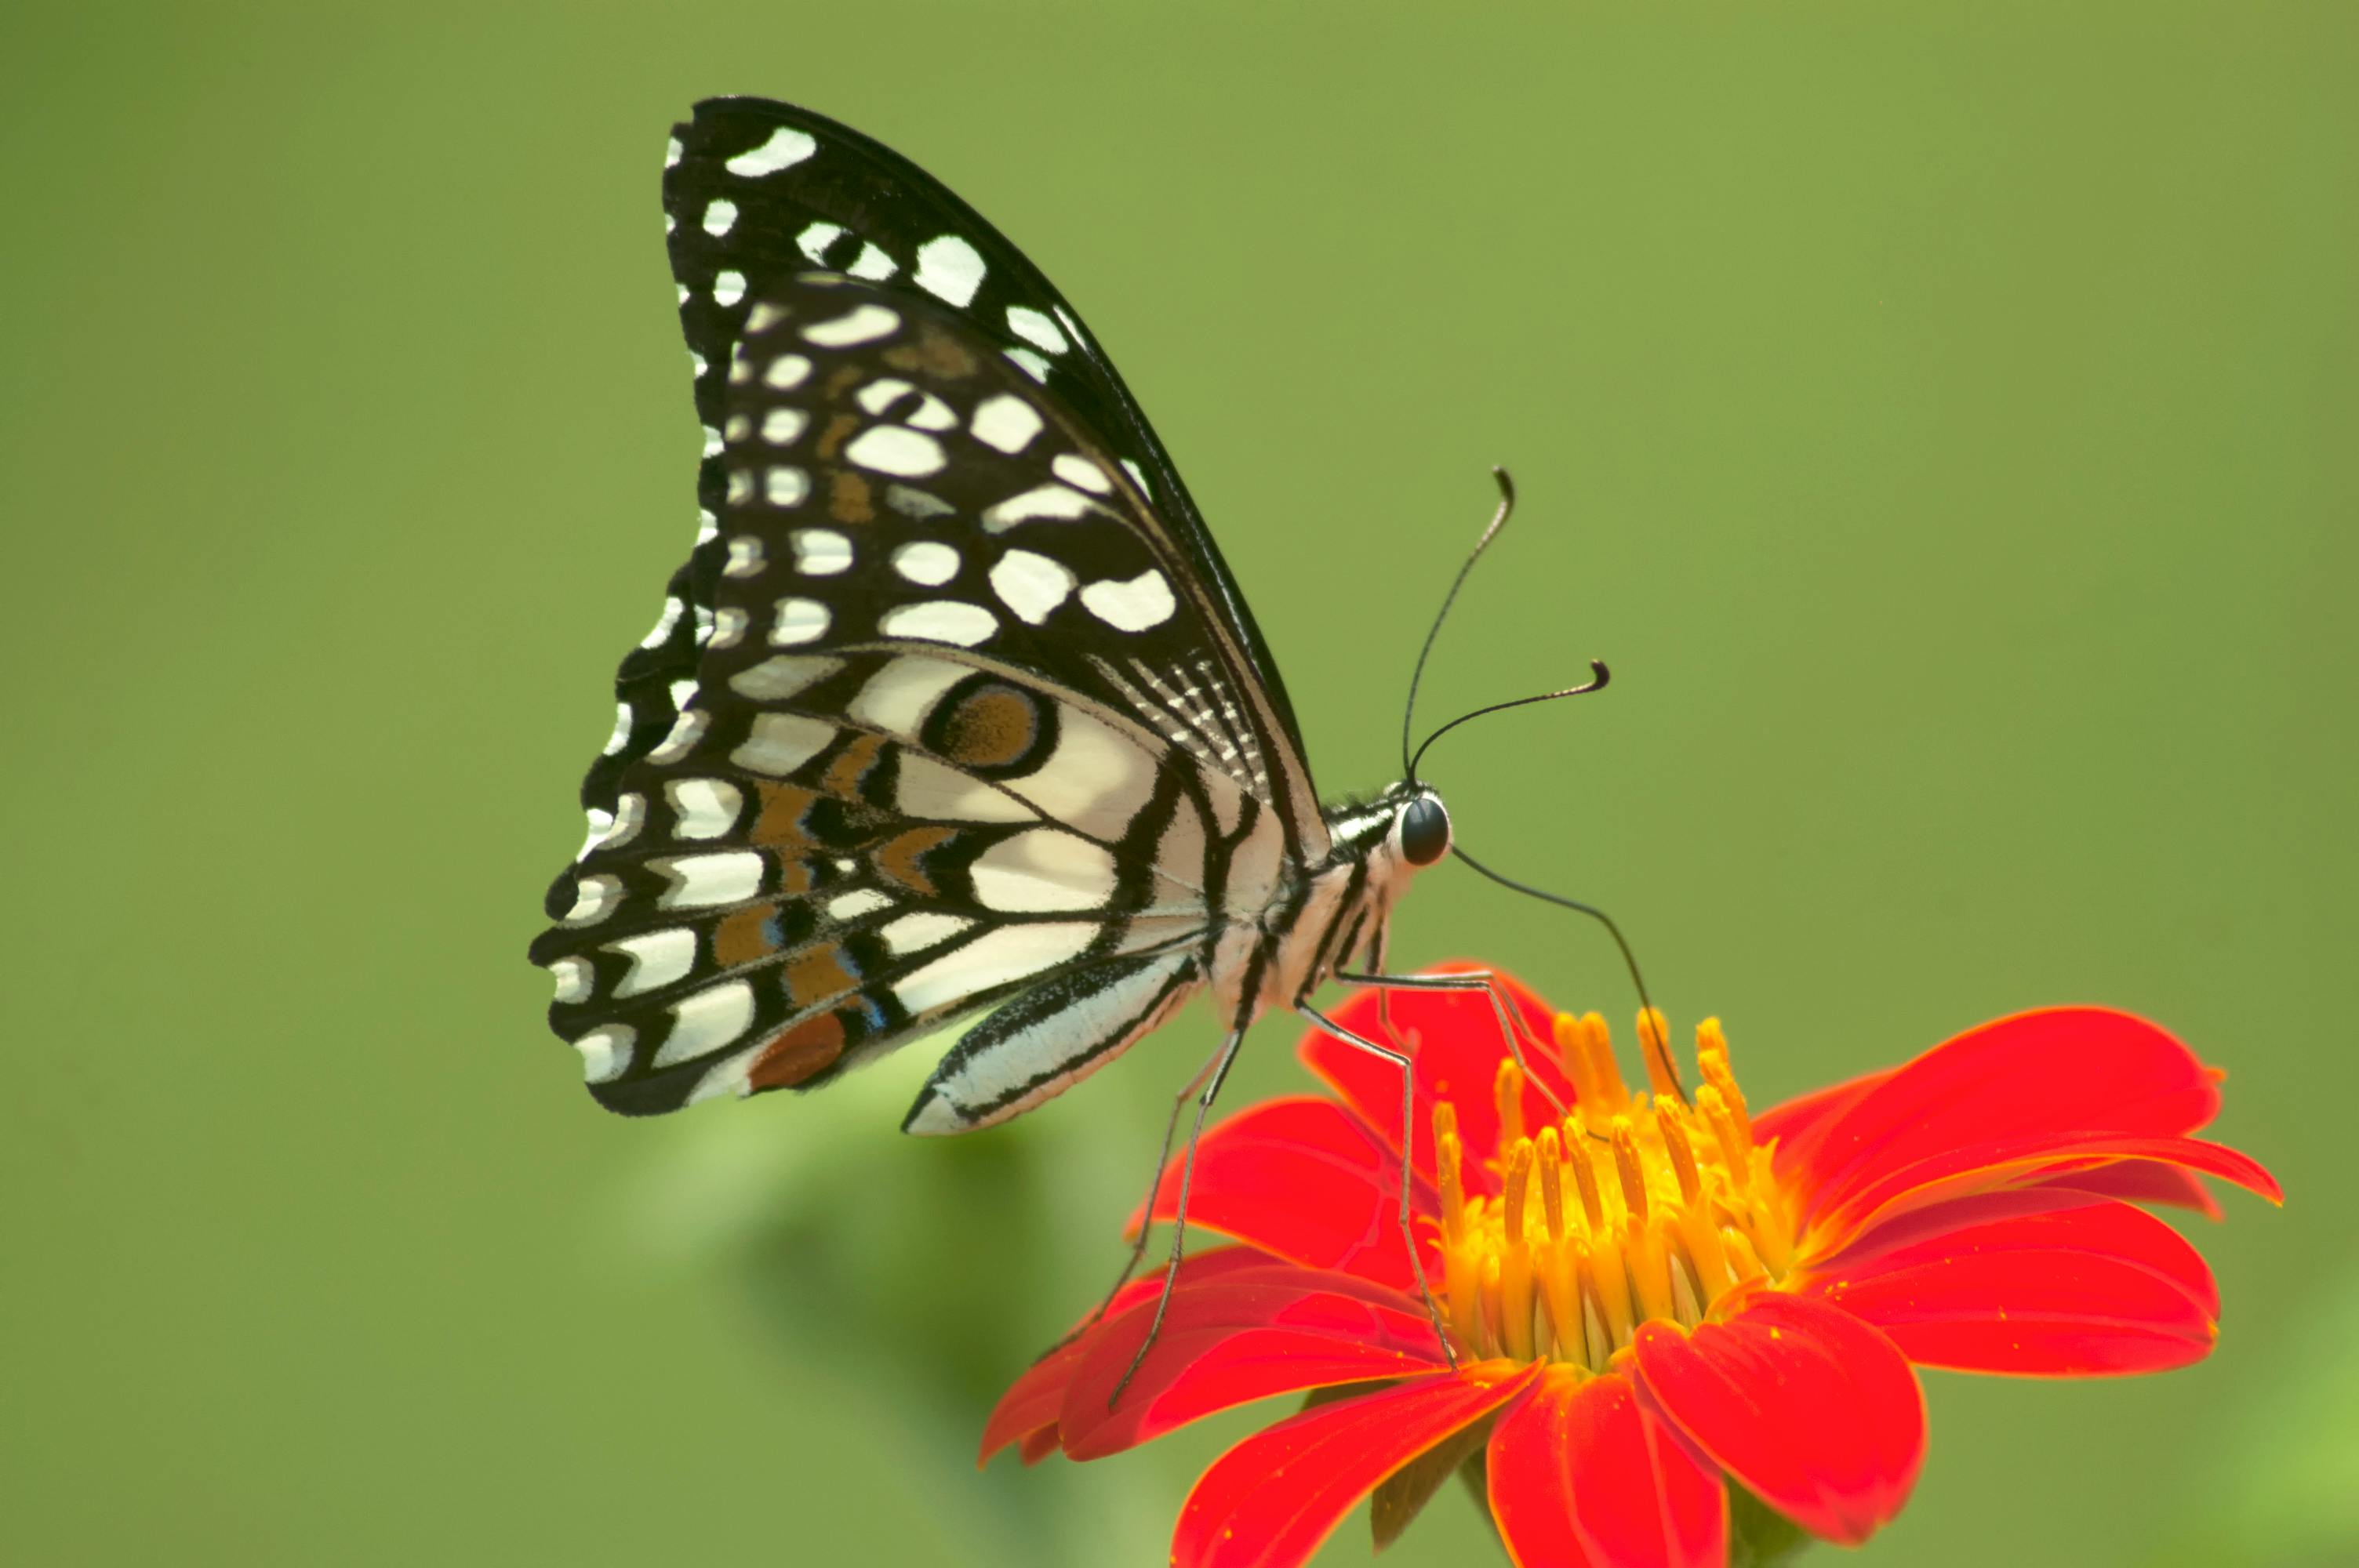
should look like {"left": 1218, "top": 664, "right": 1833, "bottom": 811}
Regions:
{"left": 1403, "top": 466, "right": 1518, "bottom": 784}
{"left": 1449, "top": 841, "right": 1685, "bottom": 1102}
{"left": 1407, "top": 661, "right": 1609, "bottom": 783}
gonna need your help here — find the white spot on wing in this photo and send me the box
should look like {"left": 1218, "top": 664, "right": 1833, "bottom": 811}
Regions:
{"left": 983, "top": 482, "right": 1093, "bottom": 530}
{"left": 710, "top": 607, "right": 749, "bottom": 649}
{"left": 764, "top": 466, "right": 810, "bottom": 507}
{"left": 989, "top": 549, "right": 1076, "bottom": 624}
{"left": 802, "top": 304, "right": 900, "bottom": 347}
{"left": 770, "top": 597, "right": 831, "bottom": 645}
{"left": 1005, "top": 347, "right": 1051, "bottom": 383}
{"left": 969, "top": 394, "right": 1044, "bottom": 454}
{"left": 653, "top": 852, "right": 765, "bottom": 910}
{"left": 603, "top": 701, "right": 635, "bottom": 756}
{"left": 648, "top": 709, "right": 709, "bottom": 764}
{"left": 880, "top": 911, "right": 975, "bottom": 956}
{"left": 726, "top": 127, "right": 817, "bottom": 177}
{"left": 969, "top": 830, "right": 1117, "bottom": 913}
{"left": 895, "top": 751, "right": 1034, "bottom": 823}
{"left": 847, "top": 655, "right": 970, "bottom": 735}
{"left": 1005, "top": 306, "right": 1069, "bottom": 354}
{"left": 702, "top": 199, "right": 739, "bottom": 237}
{"left": 892, "top": 540, "right": 960, "bottom": 586}
{"left": 1052, "top": 455, "right": 1112, "bottom": 494}
{"left": 879, "top": 600, "right": 996, "bottom": 647}
{"left": 609, "top": 928, "right": 697, "bottom": 997}
{"left": 664, "top": 137, "right": 682, "bottom": 169}
{"left": 848, "top": 243, "right": 897, "bottom": 281}
{"left": 856, "top": 377, "right": 957, "bottom": 430}
{"left": 912, "top": 234, "right": 987, "bottom": 307}
{"left": 1005, "top": 706, "right": 1160, "bottom": 842}
{"left": 598, "top": 793, "right": 646, "bottom": 853}
{"left": 730, "top": 654, "right": 842, "bottom": 702}
{"left": 561, "top": 874, "right": 623, "bottom": 927}
{"left": 575, "top": 807, "right": 614, "bottom": 861}
{"left": 845, "top": 426, "right": 946, "bottom": 477}
{"left": 724, "top": 537, "right": 766, "bottom": 577}
{"left": 666, "top": 778, "right": 743, "bottom": 840}
{"left": 547, "top": 955, "right": 592, "bottom": 1005}
{"left": 887, "top": 485, "right": 955, "bottom": 519}
{"left": 732, "top": 713, "right": 834, "bottom": 775}
{"left": 827, "top": 888, "right": 894, "bottom": 922}
{"left": 714, "top": 270, "right": 747, "bottom": 307}
{"left": 653, "top": 980, "right": 757, "bottom": 1068}
{"left": 892, "top": 921, "right": 1099, "bottom": 1014}
{"left": 761, "top": 408, "right": 808, "bottom": 445}
{"left": 573, "top": 1023, "right": 633, "bottom": 1083}
{"left": 789, "top": 528, "right": 852, "bottom": 575}
{"left": 1080, "top": 568, "right": 1176, "bottom": 630}
{"left": 796, "top": 221, "right": 847, "bottom": 263}
{"left": 763, "top": 354, "right": 812, "bottom": 390}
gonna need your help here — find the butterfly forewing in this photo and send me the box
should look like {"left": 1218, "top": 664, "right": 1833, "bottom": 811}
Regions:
{"left": 531, "top": 267, "right": 1305, "bottom": 1112}
{"left": 591, "top": 98, "right": 1325, "bottom": 854}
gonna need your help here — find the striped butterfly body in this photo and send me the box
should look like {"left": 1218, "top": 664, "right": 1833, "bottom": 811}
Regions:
{"left": 529, "top": 98, "right": 1462, "bottom": 1135}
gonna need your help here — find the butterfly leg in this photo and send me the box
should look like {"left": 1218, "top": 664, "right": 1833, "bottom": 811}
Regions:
{"left": 1336, "top": 967, "right": 1572, "bottom": 1122}
{"left": 1107, "top": 1024, "right": 1248, "bottom": 1406}
{"left": 1081, "top": 1030, "right": 1232, "bottom": 1334}
{"left": 1293, "top": 1000, "right": 1460, "bottom": 1370}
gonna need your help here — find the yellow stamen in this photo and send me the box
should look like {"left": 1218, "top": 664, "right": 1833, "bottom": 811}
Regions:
{"left": 1495, "top": 1058, "right": 1527, "bottom": 1151}
{"left": 1659, "top": 1098, "right": 1704, "bottom": 1207}
{"left": 1636, "top": 1007, "right": 1680, "bottom": 1099}
{"left": 1539, "top": 1236, "right": 1584, "bottom": 1366}
{"left": 1554, "top": 1012, "right": 1605, "bottom": 1109}
{"left": 1696, "top": 1018, "right": 1752, "bottom": 1145}
{"left": 1499, "top": 1141, "right": 1536, "bottom": 1360}
{"left": 1696, "top": 1083, "right": 1750, "bottom": 1167}
{"left": 1535, "top": 1127, "right": 1566, "bottom": 1242}
{"left": 1722, "top": 1228, "right": 1768, "bottom": 1290}
{"left": 1609, "top": 1117, "right": 1650, "bottom": 1224}
{"left": 1582, "top": 1012, "right": 1631, "bottom": 1107}
{"left": 1423, "top": 1007, "right": 1796, "bottom": 1369}
{"left": 1434, "top": 1103, "right": 1467, "bottom": 1246}
{"left": 1566, "top": 1123, "right": 1606, "bottom": 1232}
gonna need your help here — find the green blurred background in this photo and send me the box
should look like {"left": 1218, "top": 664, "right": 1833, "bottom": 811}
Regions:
{"left": 4, "top": 2, "right": 2351, "bottom": 1563}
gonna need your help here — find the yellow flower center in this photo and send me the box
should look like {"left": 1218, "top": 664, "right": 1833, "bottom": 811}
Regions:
{"left": 1431, "top": 1010, "right": 1797, "bottom": 1370}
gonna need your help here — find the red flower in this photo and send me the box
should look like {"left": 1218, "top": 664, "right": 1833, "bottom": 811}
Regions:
{"left": 983, "top": 965, "right": 2280, "bottom": 1567}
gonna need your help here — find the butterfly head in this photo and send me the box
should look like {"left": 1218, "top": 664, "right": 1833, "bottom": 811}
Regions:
{"left": 1394, "top": 789, "right": 1452, "bottom": 868}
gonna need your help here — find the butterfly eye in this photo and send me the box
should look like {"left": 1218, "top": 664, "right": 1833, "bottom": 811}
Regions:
{"left": 1398, "top": 794, "right": 1451, "bottom": 867}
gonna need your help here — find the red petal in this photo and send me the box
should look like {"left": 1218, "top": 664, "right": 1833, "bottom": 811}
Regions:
{"left": 1136, "top": 1096, "right": 1434, "bottom": 1290}
{"left": 1755, "top": 1066, "right": 1896, "bottom": 1188}
{"left": 1793, "top": 1008, "right": 2224, "bottom": 1227}
{"left": 2037, "top": 1160, "right": 2223, "bottom": 1219}
{"left": 1296, "top": 962, "right": 1568, "bottom": 1187}
{"left": 1634, "top": 1292, "right": 1925, "bottom": 1545}
{"left": 1488, "top": 1369, "right": 1727, "bottom": 1568}
{"left": 1819, "top": 1131, "right": 2281, "bottom": 1243}
{"left": 979, "top": 1247, "right": 1268, "bottom": 1465}
{"left": 1172, "top": 1363, "right": 1542, "bottom": 1568}
{"left": 1057, "top": 1265, "right": 1451, "bottom": 1461}
{"left": 1803, "top": 1190, "right": 2223, "bottom": 1375}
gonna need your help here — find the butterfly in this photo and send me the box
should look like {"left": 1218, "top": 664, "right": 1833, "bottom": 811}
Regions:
{"left": 527, "top": 100, "right": 1609, "bottom": 1260}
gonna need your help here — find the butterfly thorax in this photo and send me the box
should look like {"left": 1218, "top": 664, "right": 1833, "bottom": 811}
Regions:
{"left": 1206, "top": 782, "right": 1436, "bottom": 1028}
